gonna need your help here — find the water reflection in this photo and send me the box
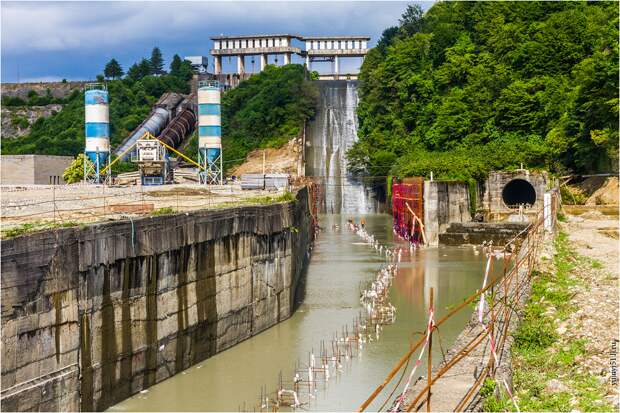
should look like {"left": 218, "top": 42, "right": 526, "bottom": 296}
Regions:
{"left": 110, "top": 214, "right": 499, "bottom": 412}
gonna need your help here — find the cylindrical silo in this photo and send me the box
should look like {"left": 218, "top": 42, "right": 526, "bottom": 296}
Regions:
{"left": 84, "top": 84, "right": 110, "bottom": 166}
{"left": 197, "top": 81, "right": 222, "bottom": 184}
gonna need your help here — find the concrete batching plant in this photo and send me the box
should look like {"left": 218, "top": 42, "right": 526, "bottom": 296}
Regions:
{"left": 84, "top": 83, "right": 110, "bottom": 182}
{"left": 197, "top": 80, "right": 222, "bottom": 185}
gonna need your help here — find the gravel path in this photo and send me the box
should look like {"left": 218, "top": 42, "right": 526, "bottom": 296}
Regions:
{"left": 563, "top": 211, "right": 619, "bottom": 408}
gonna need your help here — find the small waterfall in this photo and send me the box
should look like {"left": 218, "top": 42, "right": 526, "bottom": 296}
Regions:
{"left": 306, "top": 80, "right": 375, "bottom": 214}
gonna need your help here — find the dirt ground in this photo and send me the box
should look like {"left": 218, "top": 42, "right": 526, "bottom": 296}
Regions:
{"left": 564, "top": 176, "right": 619, "bottom": 206}
{"left": 561, "top": 209, "right": 619, "bottom": 407}
{"left": 0, "top": 183, "right": 286, "bottom": 230}
{"left": 229, "top": 137, "right": 302, "bottom": 177}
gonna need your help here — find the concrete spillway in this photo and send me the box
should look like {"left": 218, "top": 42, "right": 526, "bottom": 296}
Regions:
{"left": 305, "top": 80, "right": 377, "bottom": 214}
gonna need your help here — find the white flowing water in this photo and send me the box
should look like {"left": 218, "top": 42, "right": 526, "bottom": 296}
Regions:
{"left": 306, "top": 80, "right": 374, "bottom": 214}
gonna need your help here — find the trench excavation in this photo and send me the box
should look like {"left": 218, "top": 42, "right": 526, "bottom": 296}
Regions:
{"left": 109, "top": 81, "right": 499, "bottom": 412}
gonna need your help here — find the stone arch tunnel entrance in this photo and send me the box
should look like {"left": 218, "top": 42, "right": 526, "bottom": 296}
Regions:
{"left": 502, "top": 178, "right": 536, "bottom": 208}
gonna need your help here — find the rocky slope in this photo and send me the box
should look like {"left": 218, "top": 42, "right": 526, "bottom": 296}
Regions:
{"left": 1, "top": 104, "right": 63, "bottom": 138}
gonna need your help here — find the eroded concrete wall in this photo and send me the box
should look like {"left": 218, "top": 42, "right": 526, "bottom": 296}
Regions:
{"left": 1, "top": 188, "right": 313, "bottom": 411}
{"left": 423, "top": 181, "right": 472, "bottom": 246}
{"left": 482, "top": 171, "right": 548, "bottom": 219}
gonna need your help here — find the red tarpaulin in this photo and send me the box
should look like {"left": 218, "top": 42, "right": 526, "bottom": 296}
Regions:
{"left": 392, "top": 178, "right": 424, "bottom": 243}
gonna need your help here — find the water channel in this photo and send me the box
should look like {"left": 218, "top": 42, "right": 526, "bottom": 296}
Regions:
{"left": 110, "top": 214, "right": 499, "bottom": 412}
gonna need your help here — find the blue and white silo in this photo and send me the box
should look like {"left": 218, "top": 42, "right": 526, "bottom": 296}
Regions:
{"left": 198, "top": 81, "right": 222, "bottom": 184}
{"left": 84, "top": 84, "right": 110, "bottom": 169}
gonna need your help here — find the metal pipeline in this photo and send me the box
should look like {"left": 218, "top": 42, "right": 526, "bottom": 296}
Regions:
{"left": 158, "top": 98, "right": 196, "bottom": 149}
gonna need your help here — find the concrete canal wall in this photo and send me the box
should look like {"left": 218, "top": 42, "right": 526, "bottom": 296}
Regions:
{"left": 424, "top": 180, "right": 472, "bottom": 246}
{"left": 1, "top": 188, "right": 313, "bottom": 412}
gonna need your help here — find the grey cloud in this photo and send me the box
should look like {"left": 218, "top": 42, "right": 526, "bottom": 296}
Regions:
{"left": 1, "top": 1, "right": 416, "bottom": 52}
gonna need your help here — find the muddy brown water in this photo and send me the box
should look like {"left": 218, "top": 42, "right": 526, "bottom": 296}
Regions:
{"left": 109, "top": 214, "right": 500, "bottom": 412}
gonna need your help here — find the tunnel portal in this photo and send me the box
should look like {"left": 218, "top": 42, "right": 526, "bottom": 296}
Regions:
{"left": 501, "top": 178, "right": 536, "bottom": 208}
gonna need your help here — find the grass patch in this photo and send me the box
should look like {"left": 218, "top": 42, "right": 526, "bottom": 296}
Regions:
{"left": 151, "top": 207, "right": 176, "bottom": 216}
{"left": 483, "top": 231, "right": 613, "bottom": 412}
{"left": 213, "top": 191, "right": 296, "bottom": 209}
{"left": 589, "top": 259, "right": 603, "bottom": 270}
{"left": 1, "top": 220, "right": 80, "bottom": 239}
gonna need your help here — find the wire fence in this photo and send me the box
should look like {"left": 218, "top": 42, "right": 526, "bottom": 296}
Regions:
{"left": 1, "top": 183, "right": 299, "bottom": 230}
{"left": 357, "top": 190, "right": 559, "bottom": 412}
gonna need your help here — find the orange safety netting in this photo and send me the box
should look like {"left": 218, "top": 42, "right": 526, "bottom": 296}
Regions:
{"left": 392, "top": 177, "right": 424, "bottom": 243}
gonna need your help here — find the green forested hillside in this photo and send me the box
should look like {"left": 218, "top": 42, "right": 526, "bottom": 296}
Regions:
{"left": 3, "top": 61, "right": 317, "bottom": 173}
{"left": 221, "top": 64, "right": 318, "bottom": 167}
{"left": 2, "top": 73, "right": 191, "bottom": 156}
{"left": 349, "top": 1, "right": 618, "bottom": 181}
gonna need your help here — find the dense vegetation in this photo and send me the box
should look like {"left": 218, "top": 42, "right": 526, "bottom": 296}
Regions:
{"left": 3, "top": 48, "right": 193, "bottom": 156}
{"left": 221, "top": 64, "right": 318, "bottom": 168}
{"left": 350, "top": 2, "right": 618, "bottom": 181}
{"left": 3, "top": 54, "right": 316, "bottom": 175}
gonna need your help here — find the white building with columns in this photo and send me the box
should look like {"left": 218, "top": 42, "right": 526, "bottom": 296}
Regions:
{"left": 209, "top": 34, "right": 370, "bottom": 79}
{"left": 210, "top": 34, "right": 302, "bottom": 75}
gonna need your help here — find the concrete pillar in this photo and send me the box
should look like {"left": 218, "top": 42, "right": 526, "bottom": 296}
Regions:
{"left": 334, "top": 55, "right": 339, "bottom": 79}
{"left": 305, "top": 55, "right": 310, "bottom": 69}
{"left": 284, "top": 52, "right": 291, "bottom": 65}
{"left": 260, "top": 54, "right": 267, "bottom": 71}
{"left": 237, "top": 55, "right": 245, "bottom": 76}
{"left": 214, "top": 56, "right": 222, "bottom": 75}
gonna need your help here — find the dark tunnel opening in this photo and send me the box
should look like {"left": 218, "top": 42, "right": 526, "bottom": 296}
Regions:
{"left": 502, "top": 179, "right": 536, "bottom": 208}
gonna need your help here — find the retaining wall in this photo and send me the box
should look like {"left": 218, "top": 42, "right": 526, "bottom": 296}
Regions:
{"left": 424, "top": 181, "right": 472, "bottom": 246}
{"left": 1, "top": 188, "right": 313, "bottom": 411}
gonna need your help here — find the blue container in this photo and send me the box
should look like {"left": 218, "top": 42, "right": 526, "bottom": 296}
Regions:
{"left": 199, "top": 125, "right": 222, "bottom": 137}
{"left": 198, "top": 104, "right": 221, "bottom": 115}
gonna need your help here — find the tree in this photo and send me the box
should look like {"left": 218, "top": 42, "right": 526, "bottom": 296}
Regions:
{"left": 169, "top": 54, "right": 183, "bottom": 77}
{"left": 150, "top": 47, "right": 165, "bottom": 75}
{"left": 399, "top": 4, "right": 424, "bottom": 36}
{"left": 104, "top": 58, "right": 124, "bottom": 79}
{"left": 127, "top": 59, "right": 152, "bottom": 80}
{"left": 349, "top": 1, "right": 619, "bottom": 179}
{"left": 96, "top": 74, "right": 105, "bottom": 83}
{"left": 376, "top": 26, "right": 400, "bottom": 54}
{"left": 169, "top": 56, "right": 194, "bottom": 81}
{"left": 126, "top": 63, "right": 141, "bottom": 81}
{"left": 63, "top": 154, "right": 93, "bottom": 184}
{"left": 139, "top": 58, "right": 153, "bottom": 77}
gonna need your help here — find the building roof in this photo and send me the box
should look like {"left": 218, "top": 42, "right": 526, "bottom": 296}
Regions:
{"left": 211, "top": 34, "right": 302, "bottom": 40}
{"left": 301, "top": 35, "right": 370, "bottom": 41}
{"left": 210, "top": 34, "right": 371, "bottom": 41}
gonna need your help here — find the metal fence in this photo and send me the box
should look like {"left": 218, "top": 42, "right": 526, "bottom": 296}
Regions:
{"left": 358, "top": 191, "right": 559, "bottom": 412}
{"left": 1, "top": 184, "right": 297, "bottom": 230}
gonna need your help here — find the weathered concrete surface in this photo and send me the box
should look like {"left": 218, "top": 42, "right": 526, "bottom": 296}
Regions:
{"left": 482, "top": 171, "right": 548, "bottom": 220}
{"left": 1, "top": 155, "right": 74, "bottom": 185}
{"left": 439, "top": 222, "right": 528, "bottom": 246}
{"left": 424, "top": 181, "right": 472, "bottom": 246}
{"left": 1, "top": 188, "right": 313, "bottom": 411}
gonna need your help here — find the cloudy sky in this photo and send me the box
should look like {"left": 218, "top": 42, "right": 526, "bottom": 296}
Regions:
{"left": 1, "top": 1, "right": 432, "bottom": 83}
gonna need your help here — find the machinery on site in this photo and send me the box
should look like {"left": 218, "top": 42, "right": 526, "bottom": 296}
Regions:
{"left": 114, "top": 93, "right": 186, "bottom": 159}
{"left": 101, "top": 82, "right": 224, "bottom": 186}
{"left": 83, "top": 83, "right": 111, "bottom": 183}
{"left": 197, "top": 80, "right": 223, "bottom": 185}
{"left": 133, "top": 137, "right": 175, "bottom": 185}
{"left": 132, "top": 98, "right": 197, "bottom": 185}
